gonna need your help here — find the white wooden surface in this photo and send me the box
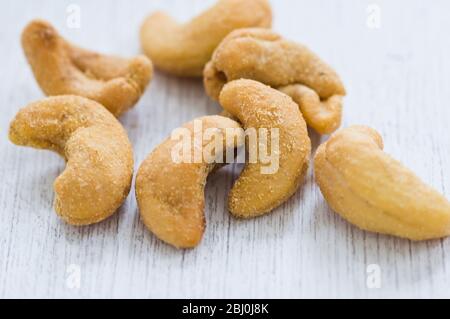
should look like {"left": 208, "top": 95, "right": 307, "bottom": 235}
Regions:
{"left": 1, "top": 0, "right": 450, "bottom": 299}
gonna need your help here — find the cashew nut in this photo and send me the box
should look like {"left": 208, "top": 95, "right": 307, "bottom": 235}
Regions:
{"left": 140, "top": 0, "right": 272, "bottom": 77}
{"left": 22, "top": 19, "right": 153, "bottom": 117}
{"left": 314, "top": 126, "right": 450, "bottom": 240}
{"left": 204, "top": 28, "right": 346, "bottom": 134}
{"left": 9, "top": 96, "right": 134, "bottom": 225}
{"left": 136, "top": 116, "right": 244, "bottom": 248}
{"left": 219, "top": 79, "right": 311, "bottom": 218}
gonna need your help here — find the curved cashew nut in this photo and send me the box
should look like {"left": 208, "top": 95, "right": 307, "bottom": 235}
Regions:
{"left": 136, "top": 116, "right": 244, "bottom": 248}
{"left": 219, "top": 79, "right": 311, "bottom": 218}
{"left": 204, "top": 28, "right": 346, "bottom": 134}
{"left": 22, "top": 19, "right": 153, "bottom": 117}
{"left": 140, "top": 0, "right": 272, "bottom": 77}
{"left": 9, "top": 96, "right": 134, "bottom": 225}
{"left": 314, "top": 126, "right": 450, "bottom": 240}
{"left": 279, "top": 85, "right": 343, "bottom": 136}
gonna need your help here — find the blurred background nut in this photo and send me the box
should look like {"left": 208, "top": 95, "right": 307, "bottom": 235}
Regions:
{"left": 9, "top": 96, "right": 134, "bottom": 226}
{"left": 22, "top": 19, "right": 153, "bottom": 117}
{"left": 136, "top": 115, "right": 244, "bottom": 248}
{"left": 219, "top": 79, "right": 311, "bottom": 218}
{"left": 204, "top": 28, "right": 346, "bottom": 135}
{"left": 314, "top": 126, "right": 450, "bottom": 240}
{"left": 140, "top": 0, "right": 272, "bottom": 77}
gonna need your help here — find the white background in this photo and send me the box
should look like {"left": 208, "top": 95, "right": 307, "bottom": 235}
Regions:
{"left": 1, "top": 0, "right": 450, "bottom": 298}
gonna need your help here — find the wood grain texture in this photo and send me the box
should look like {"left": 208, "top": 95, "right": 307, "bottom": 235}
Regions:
{"left": 1, "top": 0, "right": 450, "bottom": 298}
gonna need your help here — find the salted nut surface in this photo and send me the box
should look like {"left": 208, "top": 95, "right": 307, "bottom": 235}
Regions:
{"left": 140, "top": 0, "right": 272, "bottom": 77}
{"left": 205, "top": 28, "right": 346, "bottom": 134}
{"left": 136, "top": 115, "right": 244, "bottom": 248}
{"left": 9, "top": 96, "right": 134, "bottom": 225}
{"left": 314, "top": 126, "right": 450, "bottom": 240}
{"left": 22, "top": 19, "right": 153, "bottom": 117}
{"left": 219, "top": 79, "right": 311, "bottom": 218}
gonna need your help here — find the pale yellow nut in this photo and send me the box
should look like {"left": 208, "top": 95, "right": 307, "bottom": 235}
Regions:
{"left": 314, "top": 126, "right": 450, "bottom": 240}
{"left": 219, "top": 79, "right": 311, "bottom": 218}
{"left": 9, "top": 96, "right": 134, "bottom": 226}
{"left": 279, "top": 85, "right": 343, "bottom": 135}
{"left": 22, "top": 19, "right": 153, "bottom": 117}
{"left": 140, "top": 0, "right": 272, "bottom": 77}
{"left": 136, "top": 116, "right": 244, "bottom": 248}
{"left": 204, "top": 28, "right": 346, "bottom": 134}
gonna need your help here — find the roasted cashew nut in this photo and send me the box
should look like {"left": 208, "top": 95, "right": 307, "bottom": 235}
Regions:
{"left": 136, "top": 116, "right": 244, "bottom": 248}
{"left": 22, "top": 19, "right": 153, "bottom": 117}
{"left": 204, "top": 28, "right": 346, "bottom": 134}
{"left": 219, "top": 79, "right": 311, "bottom": 218}
{"left": 140, "top": 0, "right": 272, "bottom": 77}
{"left": 9, "top": 96, "right": 134, "bottom": 225}
{"left": 314, "top": 126, "right": 450, "bottom": 240}
{"left": 279, "top": 85, "right": 343, "bottom": 136}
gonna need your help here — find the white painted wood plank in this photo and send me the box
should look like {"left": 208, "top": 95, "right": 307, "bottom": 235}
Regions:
{"left": 0, "top": 0, "right": 449, "bottom": 298}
